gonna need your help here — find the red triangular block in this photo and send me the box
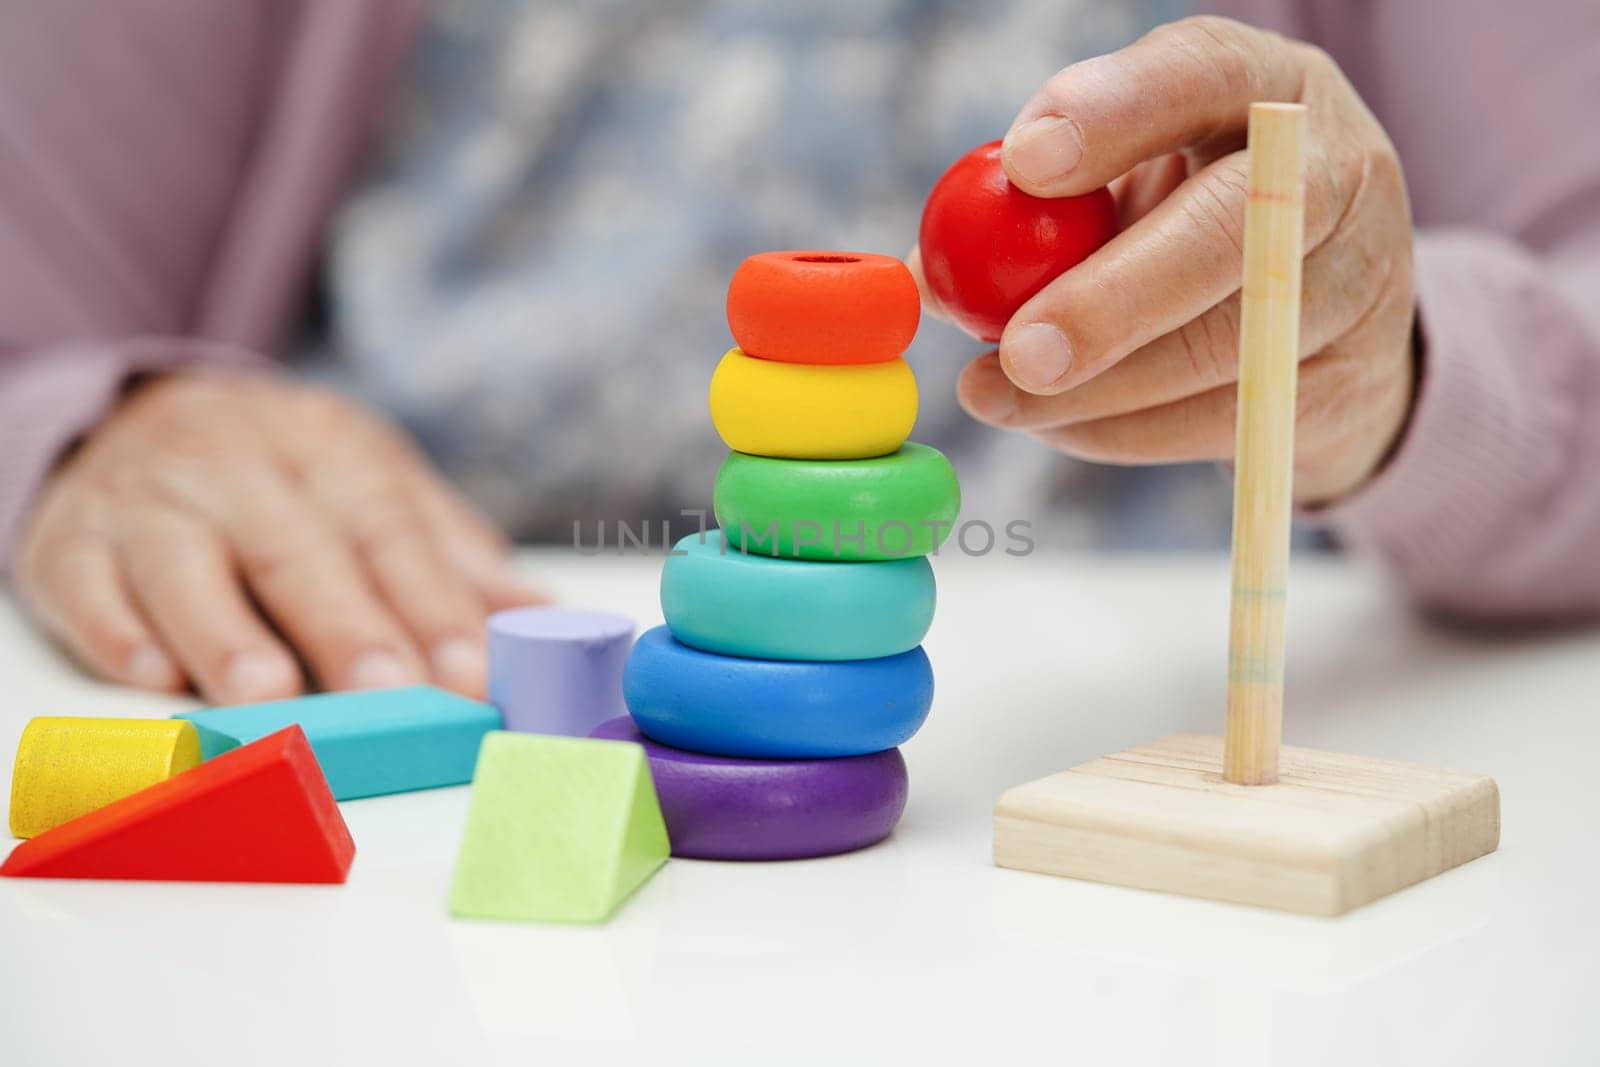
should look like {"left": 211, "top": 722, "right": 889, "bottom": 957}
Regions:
{"left": 1, "top": 725, "right": 355, "bottom": 883}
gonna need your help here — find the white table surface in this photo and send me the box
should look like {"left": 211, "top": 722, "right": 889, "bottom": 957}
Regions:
{"left": 2, "top": 549, "right": 1596, "bottom": 1065}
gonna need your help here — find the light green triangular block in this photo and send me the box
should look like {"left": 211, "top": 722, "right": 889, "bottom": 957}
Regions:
{"left": 449, "top": 732, "right": 669, "bottom": 923}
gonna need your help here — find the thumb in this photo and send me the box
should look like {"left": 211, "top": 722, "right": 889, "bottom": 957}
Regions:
{"left": 1000, "top": 16, "right": 1303, "bottom": 197}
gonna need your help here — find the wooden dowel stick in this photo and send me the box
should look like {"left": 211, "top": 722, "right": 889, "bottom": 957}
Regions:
{"left": 1223, "top": 103, "right": 1308, "bottom": 786}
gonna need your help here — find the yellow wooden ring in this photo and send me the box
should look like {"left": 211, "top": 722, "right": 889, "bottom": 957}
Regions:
{"left": 708, "top": 348, "right": 918, "bottom": 459}
{"left": 8, "top": 717, "right": 201, "bottom": 838}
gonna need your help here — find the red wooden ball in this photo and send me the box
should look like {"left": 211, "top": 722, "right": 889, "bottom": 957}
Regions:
{"left": 919, "top": 140, "right": 1118, "bottom": 343}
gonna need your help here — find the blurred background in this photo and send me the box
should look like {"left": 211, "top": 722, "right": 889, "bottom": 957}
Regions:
{"left": 297, "top": 0, "right": 1231, "bottom": 552}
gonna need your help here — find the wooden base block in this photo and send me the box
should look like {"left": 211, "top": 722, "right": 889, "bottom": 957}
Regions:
{"left": 994, "top": 734, "right": 1499, "bottom": 916}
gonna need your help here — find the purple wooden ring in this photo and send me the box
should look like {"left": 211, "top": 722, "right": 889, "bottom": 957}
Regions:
{"left": 589, "top": 717, "right": 908, "bottom": 860}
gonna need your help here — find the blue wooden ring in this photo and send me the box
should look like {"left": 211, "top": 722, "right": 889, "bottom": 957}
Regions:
{"left": 660, "top": 530, "right": 934, "bottom": 661}
{"left": 622, "top": 626, "right": 933, "bottom": 758}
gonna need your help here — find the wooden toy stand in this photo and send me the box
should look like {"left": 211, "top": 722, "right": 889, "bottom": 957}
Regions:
{"left": 992, "top": 104, "right": 1500, "bottom": 916}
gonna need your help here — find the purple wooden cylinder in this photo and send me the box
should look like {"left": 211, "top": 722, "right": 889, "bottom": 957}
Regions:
{"left": 488, "top": 608, "right": 635, "bottom": 736}
{"left": 590, "top": 716, "right": 908, "bottom": 860}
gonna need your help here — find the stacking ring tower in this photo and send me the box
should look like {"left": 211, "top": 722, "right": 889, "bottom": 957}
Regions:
{"left": 601, "top": 251, "right": 961, "bottom": 860}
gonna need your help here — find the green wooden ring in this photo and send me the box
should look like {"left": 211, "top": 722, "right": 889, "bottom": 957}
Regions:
{"left": 713, "top": 443, "right": 961, "bottom": 561}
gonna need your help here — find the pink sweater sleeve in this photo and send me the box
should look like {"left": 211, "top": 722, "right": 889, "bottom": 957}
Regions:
{"left": 1320, "top": 231, "right": 1600, "bottom": 618}
{"left": 0, "top": 0, "right": 419, "bottom": 568}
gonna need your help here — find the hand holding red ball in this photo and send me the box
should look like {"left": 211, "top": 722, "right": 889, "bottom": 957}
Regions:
{"left": 911, "top": 16, "right": 1419, "bottom": 506}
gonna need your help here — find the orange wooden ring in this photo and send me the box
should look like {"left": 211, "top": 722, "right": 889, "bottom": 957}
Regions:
{"left": 725, "top": 251, "right": 921, "bottom": 365}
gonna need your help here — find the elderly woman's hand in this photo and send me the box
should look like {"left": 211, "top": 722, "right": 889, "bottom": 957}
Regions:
{"left": 922, "top": 16, "right": 1417, "bottom": 505}
{"left": 15, "top": 371, "right": 543, "bottom": 703}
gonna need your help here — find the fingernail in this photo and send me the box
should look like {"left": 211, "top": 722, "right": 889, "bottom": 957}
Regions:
{"left": 126, "top": 644, "right": 177, "bottom": 689}
{"left": 432, "top": 638, "right": 486, "bottom": 694}
{"left": 347, "top": 650, "right": 415, "bottom": 690}
{"left": 223, "top": 651, "right": 294, "bottom": 703}
{"left": 1003, "top": 116, "right": 1084, "bottom": 187}
{"left": 1003, "top": 323, "right": 1073, "bottom": 392}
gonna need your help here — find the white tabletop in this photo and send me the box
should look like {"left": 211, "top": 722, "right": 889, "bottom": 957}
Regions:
{"left": 2, "top": 549, "right": 1596, "bottom": 1065}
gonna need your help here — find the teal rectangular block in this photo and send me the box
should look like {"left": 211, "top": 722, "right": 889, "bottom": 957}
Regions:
{"left": 174, "top": 687, "right": 501, "bottom": 800}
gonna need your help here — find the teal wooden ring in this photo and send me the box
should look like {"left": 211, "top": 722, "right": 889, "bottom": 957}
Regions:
{"left": 713, "top": 443, "right": 961, "bottom": 561}
{"left": 661, "top": 530, "right": 935, "bottom": 661}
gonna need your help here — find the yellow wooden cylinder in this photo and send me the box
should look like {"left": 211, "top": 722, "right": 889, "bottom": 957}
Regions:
{"left": 708, "top": 347, "right": 918, "bottom": 459}
{"left": 8, "top": 717, "right": 202, "bottom": 838}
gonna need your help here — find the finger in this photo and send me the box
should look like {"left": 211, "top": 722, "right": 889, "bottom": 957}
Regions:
{"left": 358, "top": 523, "right": 491, "bottom": 698}
{"left": 407, "top": 472, "right": 548, "bottom": 611}
{"left": 17, "top": 531, "right": 184, "bottom": 692}
{"left": 971, "top": 305, "right": 1249, "bottom": 430}
{"left": 998, "top": 132, "right": 1353, "bottom": 396}
{"left": 964, "top": 205, "right": 1398, "bottom": 429}
{"left": 207, "top": 467, "right": 429, "bottom": 692}
{"left": 300, "top": 469, "right": 493, "bottom": 698}
{"left": 1034, "top": 384, "right": 1236, "bottom": 466}
{"left": 1001, "top": 16, "right": 1307, "bottom": 196}
{"left": 121, "top": 515, "right": 304, "bottom": 704}
{"left": 1030, "top": 348, "right": 1366, "bottom": 468}
{"left": 476, "top": 565, "right": 549, "bottom": 613}
{"left": 1109, "top": 154, "right": 1189, "bottom": 229}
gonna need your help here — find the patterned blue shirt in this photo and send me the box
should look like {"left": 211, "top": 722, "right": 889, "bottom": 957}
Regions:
{"left": 310, "top": 0, "right": 1268, "bottom": 551}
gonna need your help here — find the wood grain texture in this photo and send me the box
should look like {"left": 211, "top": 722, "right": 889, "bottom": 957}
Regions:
{"left": 1225, "top": 103, "right": 1309, "bottom": 785}
{"left": 449, "top": 732, "right": 669, "bottom": 924}
{"left": 9, "top": 717, "right": 200, "bottom": 838}
{"left": 993, "top": 734, "right": 1499, "bottom": 916}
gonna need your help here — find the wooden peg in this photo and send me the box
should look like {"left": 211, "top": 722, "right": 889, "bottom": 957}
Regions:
{"left": 1223, "top": 102, "right": 1308, "bottom": 786}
